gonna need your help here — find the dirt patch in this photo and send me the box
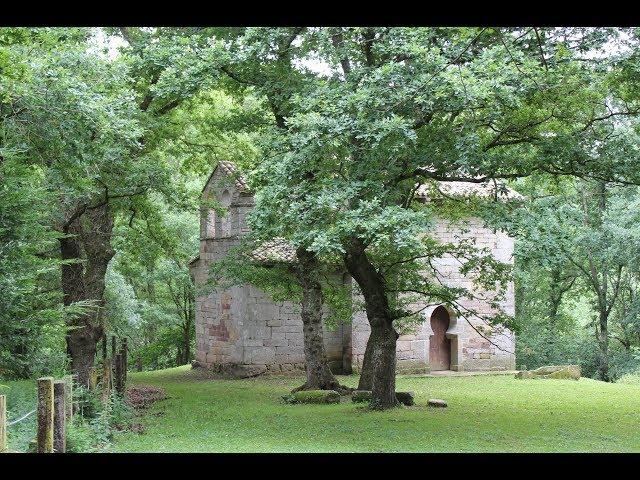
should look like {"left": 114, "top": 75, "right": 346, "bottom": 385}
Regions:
{"left": 125, "top": 385, "right": 168, "bottom": 410}
{"left": 128, "top": 423, "right": 146, "bottom": 434}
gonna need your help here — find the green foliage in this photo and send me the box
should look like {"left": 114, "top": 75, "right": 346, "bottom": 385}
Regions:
{"left": 617, "top": 370, "right": 640, "bottom": 385}
{"left": 1, "top": 27, "right": 227, "bottom": 377}
{"left": 74, "top": 385, "right": 104, "bottom": 419}
{"left": 0, "top": 147, "right": 63, "bottom": 378}
{"left": 0, "top": 379, "right": 37, "bottom": 452}
{"left": 515, "top": 321, "right": 592, "bottom": 370}
{"left": 209, "top": 242, "right": 302, "bottom": 302}
{"left": 68, "top": 385, "right": 135, "bottom": 452}
{"left": 207, "top": 27, "right": 583, "bottom": 338}
{"left": 66, "top": 421, "right": 103, "bottom": 453}
{"left": 0, "top": 27, "right": 149, "bottom": 378}
{"left": 4, "top": 26, "right": 640, "bottom": 393}
{"left": 511, "top": 173, "right": 640, "bottom": 380}
{"left": 107, "top": 195, "right": 200, "bottom": 370}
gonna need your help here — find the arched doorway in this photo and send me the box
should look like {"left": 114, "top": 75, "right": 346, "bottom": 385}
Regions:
{"left": 429, "top": 306, "right": 451, "bottom": 371}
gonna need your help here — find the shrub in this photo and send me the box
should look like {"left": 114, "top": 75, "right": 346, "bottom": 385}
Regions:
{"left": 65, "top": 383, "right": 137, "bottom": 451}
{"left": 66, "top": 421, "right": 101, "bottom": 453}
{"left": 617, "top": 372, "right": 640, "bottom": 385}
{"left": 74, "top": 385, "right": 103, "bottom": 419}
{"left": 108, "top": 391, "right": 135, "bottom": 430}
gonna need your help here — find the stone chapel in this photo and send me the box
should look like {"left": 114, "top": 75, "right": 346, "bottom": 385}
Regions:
{"left": 189, "top": 161, "right": 518, "bottom": 376}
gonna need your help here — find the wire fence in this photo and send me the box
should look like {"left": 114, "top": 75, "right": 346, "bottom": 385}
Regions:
{"left": 7, "top": 408, "right": 36, "bottom": 427}
{"left": 2, "top": 336, "right": 129, "bottom": 453}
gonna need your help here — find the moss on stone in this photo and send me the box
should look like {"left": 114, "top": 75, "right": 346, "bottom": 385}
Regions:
{"left": 396, "top": 391, "right": 415, "bottom": 406}
{"left": 516, "top": 365, "right": 580, "bottom": 380}
{"left": 547, "top": 367, "right": 580, "bottom": 380}
{"left": 351, "top": 390, "right": 372, "bottom": 403}
{"left": 291, "top": 390, "right": 340, "bottom": 404}
{"left": 280, "top": 394, "right": 296, "bottom": 404}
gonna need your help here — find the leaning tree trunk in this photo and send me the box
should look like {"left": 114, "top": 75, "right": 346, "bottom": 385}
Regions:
{"left": 292, "top": 248, "right": 345, "bottom": 393}
{"left": 60, "top": 204, "right": 115, "bottom": 387}
{"left": 357, "top": 328, "right": 375, "bottom": 390}
{"left": 344, "top": 239, "right": 399, "bottom": 410}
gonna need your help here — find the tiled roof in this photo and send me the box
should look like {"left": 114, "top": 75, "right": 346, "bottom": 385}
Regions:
{"left": 201, "top": 160, "right": 249, "bottom": 194}
{"left": 249, "top": 238, "right": 297, "bottom": 264}
{"left": 217, "top": 161, "right": 249, "bottom": 191}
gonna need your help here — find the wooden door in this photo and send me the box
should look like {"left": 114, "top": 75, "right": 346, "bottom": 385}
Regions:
{"left": 429, "top": 306, "right": 451, "bottom": 371}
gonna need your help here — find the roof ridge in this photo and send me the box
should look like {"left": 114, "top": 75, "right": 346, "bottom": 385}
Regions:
{"left": 202, "top": 161, "right": 249, "bottom": 194}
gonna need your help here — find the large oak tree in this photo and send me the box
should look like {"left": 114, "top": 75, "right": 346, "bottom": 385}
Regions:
{"left": 207, "top": 27, "right": 640, "bottom": 408}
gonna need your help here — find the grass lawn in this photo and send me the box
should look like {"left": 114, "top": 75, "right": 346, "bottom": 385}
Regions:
{"left": 111, "top": 365, "right": 640, "bottom": 453}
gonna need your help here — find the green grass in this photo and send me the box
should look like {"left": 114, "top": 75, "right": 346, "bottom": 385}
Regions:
{"left": 111, "top": 366, "right": 640, "bottom": 453}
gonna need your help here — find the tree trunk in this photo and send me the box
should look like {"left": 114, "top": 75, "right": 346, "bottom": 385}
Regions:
{"left": 292, "top": 248, "right": 345, "bottom": 392}
{"left": 67, "top": 335, "right": 99, "bottom": 388}
{"left": 545, "top": 267, "right": 564, "bottom": 363}
{"left": 369, "top": 319, "right": 399, "bottom": 409}
{"left": 548, "top": 267, "right": 563, "bottom": 332}
{"left": 357, "top": 331, "right": 375, "bottom": 390}
{"left": 183, "top": 328, "right": 190, "bottom": 364}
{"left": 59, "top": 204, "right": 115, "bottom": 387}
{"left": 593, "top": 182, "right": 611, "bottom": 383}
{"left": 344, "top": 239, "right": 399, "bottom": 409}
{"left": 597, "top": 310, "right": 610, "bottom": 382}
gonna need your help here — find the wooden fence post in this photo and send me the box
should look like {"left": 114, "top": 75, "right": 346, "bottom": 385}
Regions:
{"left": 114, "top": 353, "right": 123, "bottom": 395}
{"left": 101, "top": 358, "right": 112, "bottom": 405}
{"left": 37, "top": 377, "right": 54, "bottom": 453}
{"left": 0, "top": 394, "right": 7, "bottom": 453}
{"left": 53, "top": 380, "right": 66, "bottom": 453}
{"left": 63, "top": 375, "right": 73, "bottom": 423}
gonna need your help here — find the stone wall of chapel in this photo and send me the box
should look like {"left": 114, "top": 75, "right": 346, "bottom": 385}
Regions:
{"left": 350, "top": 217, "right": 516, "bottom": 373}
{"left": 194, "top": 241, "right": 351, "bottom": 372}
{"left": 193, "top": 168, "right": 351, "bottom": 373}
